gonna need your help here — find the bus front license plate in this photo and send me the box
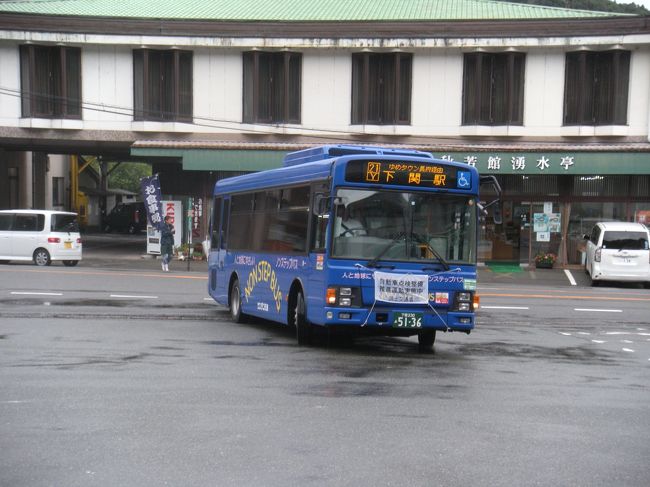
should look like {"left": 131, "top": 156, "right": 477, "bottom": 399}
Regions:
{"left": 392, "top": 312, "right": 423, "bottom": 329}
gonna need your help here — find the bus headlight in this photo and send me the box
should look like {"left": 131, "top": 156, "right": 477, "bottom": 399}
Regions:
{"left": 453, "top": 291, "right": 474, "bottom": 312}
{"left": 326, "top": 286, "right": 361, "bottom": 307}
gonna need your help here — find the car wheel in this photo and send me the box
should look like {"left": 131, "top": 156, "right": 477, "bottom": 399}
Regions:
{"left": 417, "top": 330, "right": 436, "bottom": 353}
{"left": 293, "top": 290, "right": 312, "bottom": 346}
{"left": 33, "top": 248, "right": 51, "bottom": 266}
{"left": 62, "top": 260, "right": 79, "bottom": 267}
{"left": 128, "top": 223, "right": 139, "bottom": 235}
{"left": 229, "top": 279, "right": 246, "bottom": 323}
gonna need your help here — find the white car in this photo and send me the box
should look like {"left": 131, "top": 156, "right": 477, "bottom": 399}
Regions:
{"left": 584, "top": 221, "right": 650, "bottom": 287}
{"left": 0, "top": 210, "right": 82, "bottom": 266}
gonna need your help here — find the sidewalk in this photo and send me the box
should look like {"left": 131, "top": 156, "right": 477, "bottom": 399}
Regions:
{"left": 80, "top": 233, "right": 208, "bottom": 273}
{"left": 478, "top": 264, "right": 586, "bottom": 287}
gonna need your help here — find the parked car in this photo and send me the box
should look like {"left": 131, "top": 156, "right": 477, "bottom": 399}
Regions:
{"left": 584, "top": 221, "right": 650, "bottom": 287}
{"left": 103, "top": 202, "right": 146, "bottom": 234}
{"left": 0, "top": 210, "right": 82, "bottom": 266}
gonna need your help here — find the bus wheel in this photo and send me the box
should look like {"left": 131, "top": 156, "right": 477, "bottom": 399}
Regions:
{"left": 230, "top": 279, "right": 246, "bottom": 323}
{"left": 294, "top": 290, "right": 312, "bottom": 346}
{"left": 417, "top": 330, "right": 436, "bottom": 353}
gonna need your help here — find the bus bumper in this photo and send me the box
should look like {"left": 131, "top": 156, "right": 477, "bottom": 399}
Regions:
{"left": 318, "top": 307, "right": 474, "bottom": 333}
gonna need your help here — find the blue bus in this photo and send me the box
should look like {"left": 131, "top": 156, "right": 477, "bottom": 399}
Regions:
{"left": 208, "top": 145, "right": 500, "bottom": 351}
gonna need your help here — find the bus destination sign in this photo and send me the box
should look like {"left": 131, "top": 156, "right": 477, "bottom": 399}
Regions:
{"left": 345, "top": 160, "right": 471, "bottom": 189}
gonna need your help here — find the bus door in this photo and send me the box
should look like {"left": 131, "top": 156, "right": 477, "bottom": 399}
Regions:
{"left": 210, "top": 196, "right": 230, "bottom": 303}
{"left": 307, "top": 185, "right": 330, "bottom": 316}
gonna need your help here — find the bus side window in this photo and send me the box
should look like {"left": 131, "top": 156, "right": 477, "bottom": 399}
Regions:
{"left": 221, "top": 199, "right": 230, "bottom": 250}
{"left": 211, "top": 197, "right": 222, "bottom": 249}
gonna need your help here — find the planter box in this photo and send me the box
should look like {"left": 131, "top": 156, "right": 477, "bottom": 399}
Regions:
{"left": 535, "top": 261, "right": 554, "bottom": 269}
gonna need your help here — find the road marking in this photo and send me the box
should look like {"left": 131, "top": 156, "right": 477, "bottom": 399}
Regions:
{"left": 592, "top": 340, "right": 606, "bottom": 344}
{"left": 481, "top": 305, "right": 529, "bottom": 310}
{"left": 622, "top": 348, "right": 635, "bottom": 353}
{"left": 574, "top": 308, "right": 622, "bottom": 313}
{"left": 480, "top": 292, "right": 650, "bottom": 303}
{"left": 109, "top": 294, "right": 158, "bottom": 299}
{"left": 563, "top": 269, "right": 577, "bottom": 286}
{"left": 10, "top": 291, "right": 63, "bottom": 296}
{"left": 621, "top": 340, "right": 634, "bottom": 344}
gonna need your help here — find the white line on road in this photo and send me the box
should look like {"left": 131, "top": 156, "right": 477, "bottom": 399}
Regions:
{"left": 574, "top": 308, "right": 622, "bottom": 313}
{"left": 564, "top": 269, "right": 577, "bottom": 286}
{"left": 481, "top": 306, "right": 530, "bottom": 310}
{"left": 622, "top": 348, "right": 635, "bottom": 353}
{"left": 592, "top": 340, "right": 606, "bottom": 344}
{"left": 109, "top": 294, "right": 158, "bottom": 299}
{"left": 10, "top": 291, "right": 63, "bottom": 296}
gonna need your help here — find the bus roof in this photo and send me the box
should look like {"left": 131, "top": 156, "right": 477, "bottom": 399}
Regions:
{"left": 283, "top": 145, "right": 433, "bottom": 166}
{"left": 213, "top": 144, "right": 472, "bottom": 195}
{"left": 214, "top": 157, "right": 335, "bottom": 195}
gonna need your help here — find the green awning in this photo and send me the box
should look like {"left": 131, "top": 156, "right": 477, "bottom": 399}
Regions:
{"left": 430, "top": 151, "right": 650, "bottom": 175}
{"left": 131, "top": 147, "right": 650, "bottom": 175}
{"left": 130, "top": 148, "right": 285, "bottom": 171}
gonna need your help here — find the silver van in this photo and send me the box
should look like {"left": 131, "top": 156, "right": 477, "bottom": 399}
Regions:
{"left": 584, "top": 222, "right": 650, "bottom": 287}
{"left": 0, "top": 210, "right": 82, "bottom": 266}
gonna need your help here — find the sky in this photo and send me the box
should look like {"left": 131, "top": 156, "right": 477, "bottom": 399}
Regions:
{"left": 613, "top": 0, "right": 650, "bottom": 10}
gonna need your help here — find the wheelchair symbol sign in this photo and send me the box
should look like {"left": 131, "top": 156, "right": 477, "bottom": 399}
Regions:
{"left": 457, "top": 171, "right": 471, "bottom": 189}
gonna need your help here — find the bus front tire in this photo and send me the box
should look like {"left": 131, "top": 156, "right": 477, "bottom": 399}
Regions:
{"left": 230, "top": 279, "right": 246, "bottom": 323}
{"left": 417, "top": 330, "right": 436, "bottom": 353}
{"left": 294, "top": 290, "right": 312, "bottom": 346}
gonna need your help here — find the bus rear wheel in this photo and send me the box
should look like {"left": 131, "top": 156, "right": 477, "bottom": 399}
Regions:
{"left": 417, "top": 330, "right": 436, "bottom": 353}
{"left": 230, "top": 279, "right": 246, "bottom": 323}
{"left": 293, "top": 290, "right": 312, "bottom": 346}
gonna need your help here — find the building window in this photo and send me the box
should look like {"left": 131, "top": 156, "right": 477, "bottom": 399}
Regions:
{"left": 20, "top": 45, "right": 81, "bottom": 119}
{"left": 462, "top": 52, "right": 525, "bottom": 125}
{"left": 52, "top": 177, "right": 65, "bottom": 206}
{"left": 243, "top": 51, "right": 301, "bottom": 124}
{"left": 351, "top": 53, "right": 412, "bottom": 125}
{"left": 133, "top": 49, "right": 193, "bottom": 122}
{"left": 563, "top": 50, "right": 630, "bottom": 126}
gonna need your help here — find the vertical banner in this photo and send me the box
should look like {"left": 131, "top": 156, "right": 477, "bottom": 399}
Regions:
{"left": 192, "top": 197, "right": 203, "bottom": 240}
{"left": 140, "top": 175, "right": 163, "bottom": 230}
{"left": 374, "top": 271, "right": 429, "bottom": 304}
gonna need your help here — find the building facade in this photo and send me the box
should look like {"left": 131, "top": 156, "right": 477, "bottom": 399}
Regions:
{"left": 0, "top": 0, "right": 649, "bottom": 264}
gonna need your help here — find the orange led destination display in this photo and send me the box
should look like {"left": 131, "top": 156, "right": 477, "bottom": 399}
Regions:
{"left": 345, "top": 160, "right": 470, "bottom": 189}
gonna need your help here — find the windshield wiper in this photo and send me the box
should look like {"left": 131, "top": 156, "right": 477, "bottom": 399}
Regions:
{"left": 366, "top": 232, "right": 404, "bottom": 268}
{"left": 411, "top": 232, "right": 451, "bottom": 271}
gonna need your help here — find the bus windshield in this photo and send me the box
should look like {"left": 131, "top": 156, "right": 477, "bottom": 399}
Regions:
{"left": 331, "top": 188, "right": 477, "bottom": 265}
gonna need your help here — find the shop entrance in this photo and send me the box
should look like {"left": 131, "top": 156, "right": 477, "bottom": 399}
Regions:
{"left": 480, "top": 200, "right": 563, "bottom": 265}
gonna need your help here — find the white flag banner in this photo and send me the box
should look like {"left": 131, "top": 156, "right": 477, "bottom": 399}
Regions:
{"left": 374, "top": 271, "right": 429, "bottom": 304}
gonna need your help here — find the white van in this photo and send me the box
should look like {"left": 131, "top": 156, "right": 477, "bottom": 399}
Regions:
{"left": 584, "top": 222, "right": 650, "bottom": 287}
{"left": 0, "top": 210, "right": 82, "bottom": 266}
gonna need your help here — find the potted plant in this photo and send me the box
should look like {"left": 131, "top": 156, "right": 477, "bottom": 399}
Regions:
{"left": 534, "top": 252, "right": 557, "bottom": 269}
{"left": 175, "top": 243, "right": 191, "bottom": 261}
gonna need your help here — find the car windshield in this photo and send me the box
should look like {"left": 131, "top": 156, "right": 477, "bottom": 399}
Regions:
{"left": 602, "top": 231, "right": 649, "bottom": 250}
{"left": 51, "top": 214, "right": 79, "bottom": 232}
{"left": 330, "top": 188, "right": 477, "bottom": 265}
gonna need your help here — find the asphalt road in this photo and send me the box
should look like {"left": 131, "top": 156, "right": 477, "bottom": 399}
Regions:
{"left": 1, "top": 254, "right": 649, "bottom": 486}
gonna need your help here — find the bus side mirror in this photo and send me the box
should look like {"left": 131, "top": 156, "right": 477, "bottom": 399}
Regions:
{"left": 314, "top": 194, "right": 331, "bottom": 216}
